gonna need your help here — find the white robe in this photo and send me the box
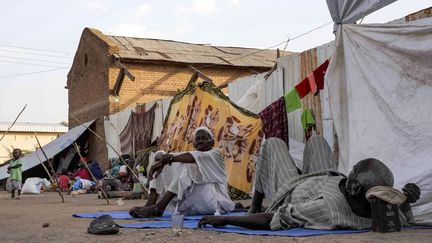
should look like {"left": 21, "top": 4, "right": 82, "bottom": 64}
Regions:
{"left": 149, "top": 149, "right": 235, "bottom": 215}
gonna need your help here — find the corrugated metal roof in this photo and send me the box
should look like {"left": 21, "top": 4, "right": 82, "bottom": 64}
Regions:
{"left": 107, "top": 35, "right": 293, "bottom": 68}
{"left": 0, "top": 122, "right": 68, "bottom": 133}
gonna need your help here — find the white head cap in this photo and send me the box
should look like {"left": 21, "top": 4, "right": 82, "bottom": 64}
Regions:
{"left": 193, "top": 126, "right": 214, "bottom": 140}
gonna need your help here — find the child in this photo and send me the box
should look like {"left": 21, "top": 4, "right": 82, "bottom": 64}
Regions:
{"left": 7, "top": 148, "right": 23, "bottom": 199}
{"left": 58, "top": 168, "right": 70, "bottom": 192}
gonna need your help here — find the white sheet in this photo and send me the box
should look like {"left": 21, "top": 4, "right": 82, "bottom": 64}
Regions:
{"left": 228, "top": 68, "right": 284, "bottom": 114}
{"left": 103, "top": 108, "right": 132, "bottom": 159}
{"left": 326, "top": 18, "right": 432, "bottom": 224}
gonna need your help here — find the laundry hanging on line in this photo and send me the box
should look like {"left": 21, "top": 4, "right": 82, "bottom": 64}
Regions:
{"left": 282, "top": 59, "right": 330, "bottom": 113}
{"left": 295, "top": 60, "right": 329, "bottom": 98}
{"left": 259, "top": 97, "right": 289, "bottom": 146}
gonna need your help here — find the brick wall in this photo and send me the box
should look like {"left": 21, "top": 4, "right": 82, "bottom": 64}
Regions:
{"left": 108, "top": 62, "right": 267, "bottom": 113}
{"left": 68, "top": 30, "right": 271, "bottom": 170}
{"left": 67, "top": 29, "right": 111, "bottom": 169}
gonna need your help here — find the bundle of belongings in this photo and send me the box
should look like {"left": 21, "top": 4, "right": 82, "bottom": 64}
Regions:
{"left": 21, "top": 177, "right": 51, "bottom": 194}
{"left": 366, "top": 186, "right": 409, "bottom": 232}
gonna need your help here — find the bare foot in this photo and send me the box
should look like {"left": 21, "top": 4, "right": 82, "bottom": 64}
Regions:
{"left": 247, "top": 206, "right": 261, "bottom": 215}
{"left": 129, "top": 205, "right": 163, "bottom": 218}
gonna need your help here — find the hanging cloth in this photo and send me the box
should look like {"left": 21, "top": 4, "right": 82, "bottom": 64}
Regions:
{"left": 259, "top": 97, "right": 289, "bottom": 146}
{"left": 295, "top": 60, "right": 330, "bottom": 98}
{"left": 159, "top": 80, "right": 264, "bottom": 200}
{"left": 133, "top": 104, "right": 156, "bottom": 153}
{"left": 284, "top": 89, "right": 302, "bottom": 113}
{"left": 119, "top": 104, "right": 156, "bottom": 156}
{"left": 301, "top": 108, "right": 316, "bottom": 141}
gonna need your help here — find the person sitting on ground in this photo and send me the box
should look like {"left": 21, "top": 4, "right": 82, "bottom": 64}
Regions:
{"left": 73, "top": 157, "right": 91, "bottom": 180}
{"left": 198, "top": 136, "right": 420, "bottom": 230}
{"left": 89, "top": 160, "right": 103, "bottom": 180}
{"left": 118, "top": 155, "right": 134, "bottom": 191}
{"left": 104, "top": 158, "right": 121, "bottom": 178}
{"left": 7, "top": 148, "right": 23, "bottom": 199}
{"left": 58, "top": 168, "right": 70, "bottom": 192}
{"left": 129, "top": 126, "right": 234, "bottom": 218}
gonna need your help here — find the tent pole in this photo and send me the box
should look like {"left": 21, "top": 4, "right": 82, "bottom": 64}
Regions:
{"left": 34, "top": 146, "right": 57, "bottom": 186}
{"left": 73, "top": 142, "right": 110, "bottom": 205}
{"left": 34, "top": 134, "right": 65, "bottom": 203}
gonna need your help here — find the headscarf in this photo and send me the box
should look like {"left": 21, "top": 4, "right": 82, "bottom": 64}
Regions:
{"left": 193, "top": 126, "right": 214, "bottom": 140}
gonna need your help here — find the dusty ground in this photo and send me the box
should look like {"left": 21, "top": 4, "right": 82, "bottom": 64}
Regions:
{"left": 0, "top": 191, "right": 431, "bottom": 243}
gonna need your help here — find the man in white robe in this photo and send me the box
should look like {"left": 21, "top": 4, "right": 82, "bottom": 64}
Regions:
{"left": 129, "top": 127, "right": 234, "bottom": 218}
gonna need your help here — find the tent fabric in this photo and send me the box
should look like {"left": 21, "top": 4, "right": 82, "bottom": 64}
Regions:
{"left": 228, "top": 68, "right": 284, "bottom": 114}
{"left": 104, "top": 97, "right": 172, "bottom": 160}
{"left": 119, "top": 105, "right": 156, "bottom": 156}
{"left": 145, "top": 98, "right": 173, "bottom": 143}
{"left": 159, "top": 81, "right": 264, "bottom": 199}
{"left": 326, "top": 18, "right": 432, "bottom": 225}
{"left": 104, "top": 108, "right": 133, "bottom": 159}
{"left": 133, "top": 104, "right": 156, "bottom": 152}
{"left": 326, "top": 0, "right": 398, "bottom": 32}
{"left": 0, "top": 120, "right": 94, "bottom": 180}
{"left": 228, "top": 72, "right": 262, "bottom": 111}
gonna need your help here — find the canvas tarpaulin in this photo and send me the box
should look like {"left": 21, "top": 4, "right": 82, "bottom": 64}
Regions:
{"left": 104, "top": 108, "right": 132, "bottom": 159}
{"left": 326, "top": 0, "right": 398, "bottom": 32}
{"left": 159, "top": 81, "right": 264, "bottom": 199}
{"left": 0, "top": 120, "right": 94, "bottom": 180}
{"left": 326, "top": 18, "right": 432, "bottom": 225}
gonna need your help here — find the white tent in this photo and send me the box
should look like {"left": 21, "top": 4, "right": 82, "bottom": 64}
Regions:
{"left": 326, "top": 0, "right": 432, "bottom": 225}
{"left": 0, "top": 120, "right": 94, "bottom": 180}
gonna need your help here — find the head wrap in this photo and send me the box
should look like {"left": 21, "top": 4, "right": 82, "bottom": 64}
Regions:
{"left": 193, "top": 126, "right": 214, "bottom": 140}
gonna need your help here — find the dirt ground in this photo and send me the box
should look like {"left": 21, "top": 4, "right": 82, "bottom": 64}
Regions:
{"left": 0, "top": 191, "right": 431, "bottom": 243}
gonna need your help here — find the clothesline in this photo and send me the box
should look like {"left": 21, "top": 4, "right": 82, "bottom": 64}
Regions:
{"left": 185, "top": 21, "right": 334, "bottom": 80}
{"left": 257, "top": 58, "right": 330, "bottom": 143}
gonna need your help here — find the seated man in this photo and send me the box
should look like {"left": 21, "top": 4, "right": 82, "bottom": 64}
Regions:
{"left": 73, "top": 158, "right": 91, "bottom": 180}
{"left": 198, "top": 137, "right": 420, "bottom": 230}
{"left": 129, "top": 126, "right": 235, "bottom": 218}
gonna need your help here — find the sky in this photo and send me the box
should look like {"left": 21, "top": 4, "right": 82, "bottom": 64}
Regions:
{"left": 0, "top": 0, "right": 430, "bottom": 123}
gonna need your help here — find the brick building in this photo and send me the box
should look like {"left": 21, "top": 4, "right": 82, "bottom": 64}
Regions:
{"left": 67, "top": 28, "right": 289, "bottom": 169}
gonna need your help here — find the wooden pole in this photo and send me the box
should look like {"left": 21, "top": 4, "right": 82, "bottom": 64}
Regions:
{"left": 70, "top": 114, "right": 148, "bottom": 193}
{"left": 72, "top": 142, "right": 110, "bottom": 205}
{"left": 0, "top": 104, "right": 27, "bottom": 142}
{"left": 34, "top": 146, "right": 56, "bottom": 184}
{"left": 34, "top": 134, "right": 65, "bottom": 203}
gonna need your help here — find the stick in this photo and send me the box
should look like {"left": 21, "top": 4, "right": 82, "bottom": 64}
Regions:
{"left": 72, "top": 142, "right": 110, "bottom": 205}
{"left": 34, "top": 146, "right": 56, "bottom": 184}
{"left": 34, "top": 134, "right": 65, "bottom": 203}
{"left": 2, "top": 144, "right": 12, "bottom": 157}
{"left": 0, "top": 104, "right": 27, "bottom": 142}
{"left": 70, "top": 114, "right": 148, "bottom": 193}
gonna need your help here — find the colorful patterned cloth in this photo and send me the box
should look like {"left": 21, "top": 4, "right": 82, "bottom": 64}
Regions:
{"left": 159, "top": 81, "right": 264, "bottom": 199}
{"left": 259, "top": 97, "right": 289, "bottom": 146}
